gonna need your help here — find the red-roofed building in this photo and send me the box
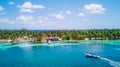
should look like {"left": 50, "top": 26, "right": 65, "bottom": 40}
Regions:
{"left": 46, "top": 37, "right": 61, "bottom": 42}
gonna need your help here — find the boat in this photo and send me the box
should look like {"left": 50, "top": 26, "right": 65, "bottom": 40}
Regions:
{"left": 85, "top": 53, "right": 100, "bottom": 59}
{"left": 47, "top": 40, "right": 51, "bottom": 44}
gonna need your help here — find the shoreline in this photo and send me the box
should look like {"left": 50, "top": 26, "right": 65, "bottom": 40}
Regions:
{"left": 0, "top": 40, "right": 120, "bottom": 44}
{"left": 0, "top": 40, "right": 120, "bottom": 50}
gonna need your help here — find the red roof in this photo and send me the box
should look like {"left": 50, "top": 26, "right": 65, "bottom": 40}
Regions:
{"left": 47, "top": 37, "right": 60, "bottom": 39}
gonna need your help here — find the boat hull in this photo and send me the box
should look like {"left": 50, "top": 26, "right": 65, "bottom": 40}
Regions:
{"left": 85, "top": 53, "right": 100, "bottom": 59}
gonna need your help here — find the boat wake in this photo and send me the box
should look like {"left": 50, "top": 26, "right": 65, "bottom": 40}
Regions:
{"left": 100, "top": 57, "right": 120, "bottom": 67}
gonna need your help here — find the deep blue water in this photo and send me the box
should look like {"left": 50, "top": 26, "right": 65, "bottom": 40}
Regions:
{"left": 0, "top": 41, "right": 120, "bottom": 67}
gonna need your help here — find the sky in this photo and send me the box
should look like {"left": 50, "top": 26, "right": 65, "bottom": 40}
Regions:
{"left": 0, "top": 0, "right": 120, "bottom": 30}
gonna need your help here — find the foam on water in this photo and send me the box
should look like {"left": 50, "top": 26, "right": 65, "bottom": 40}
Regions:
{"left": 0, "top": 45, "right": 17, "bottom": 50}
{"left": 0, "top": 40, "right": 120, "bottom": 50}
{"left": 17, "top": 43, "right": 32, "bottom": 47}
{"left": 80, "top": 40, "right": 120, "bottom": 45}
{"left": 100, "top": 57, "right": 120, "bottom": 67}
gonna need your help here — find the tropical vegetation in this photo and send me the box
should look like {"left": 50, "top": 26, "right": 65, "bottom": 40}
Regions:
{"left": 0, "top": 29, "right": 120, "bottom": 41}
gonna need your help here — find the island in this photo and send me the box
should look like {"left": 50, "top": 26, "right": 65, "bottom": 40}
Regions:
{"left": 0, "top": 29, "right": 120, "bottom": 43}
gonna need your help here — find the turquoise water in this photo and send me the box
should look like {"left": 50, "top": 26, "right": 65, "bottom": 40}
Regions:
{"left": 0, "top": 40, "right": 120, "bottom": 67}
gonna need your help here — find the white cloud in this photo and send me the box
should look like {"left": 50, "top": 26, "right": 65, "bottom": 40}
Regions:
{"left": 66, "top": 10, "right": 72, "bottom": 14}
{"left": 0, "top": 12, "right": 6, "bottom": 15}
{"left": 18, "top": 2, "right": 45, "bottom": 9}
{"left": 37, "top": 16, "right": 49, "bottom": 22}
{"left": 16, "top": 15, "right": 33, "bottom": 21}
{"left": 49, "top": 13, "right": 65, "bottom": 19}
{"left": 78, "top": 12, "right": 85, "bottom": 16}
{"left": 9, "top": 2, "right": 15, "bottom": 5}
{"left": 84, "top": 4, "right": 106, "bottom": 14}
{"left": 20, "top": 8, "right": 34, "bottom": 13}
{"left": 37, "top": 16, "right": 44, "bottom": 22}
{"left": 0, "top": 6, "right": 4, "bottom": 11}
{"left": 0, "top": 17, "right": 15, "bottom": 24}
{"left": 0, "top": 17, "right": 9, "bottom": 23}
{"left": 44, "top": 17, "right": 49, "bottom": 20}
{"left": 18, "top": 2, "right": 45, "bottom": 13}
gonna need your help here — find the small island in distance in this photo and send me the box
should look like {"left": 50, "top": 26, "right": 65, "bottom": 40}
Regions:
{"left": 0, "top": 29, "right": 120, "bottom": 43}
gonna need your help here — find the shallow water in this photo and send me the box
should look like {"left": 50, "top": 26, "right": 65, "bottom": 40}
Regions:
{"left": 0, "top": 40, "right": 120, "bottom": 67}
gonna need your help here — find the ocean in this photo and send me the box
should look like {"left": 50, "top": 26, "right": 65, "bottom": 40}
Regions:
{"left": 0, "top": 40, "right": 120, "bottom": 67}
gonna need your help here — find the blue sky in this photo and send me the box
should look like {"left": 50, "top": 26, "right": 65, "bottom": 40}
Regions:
{"left": 0, "top": 0, "right": 120, "bottom": 30}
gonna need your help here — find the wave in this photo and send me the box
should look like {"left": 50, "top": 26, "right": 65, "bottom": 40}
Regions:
{"left": 100, "top": 57, "right": 120, "bottom": 67}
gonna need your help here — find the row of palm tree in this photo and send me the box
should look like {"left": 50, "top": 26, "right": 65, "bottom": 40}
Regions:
{"left": 0, "top": 29, "right": 120, "bottom": 41}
